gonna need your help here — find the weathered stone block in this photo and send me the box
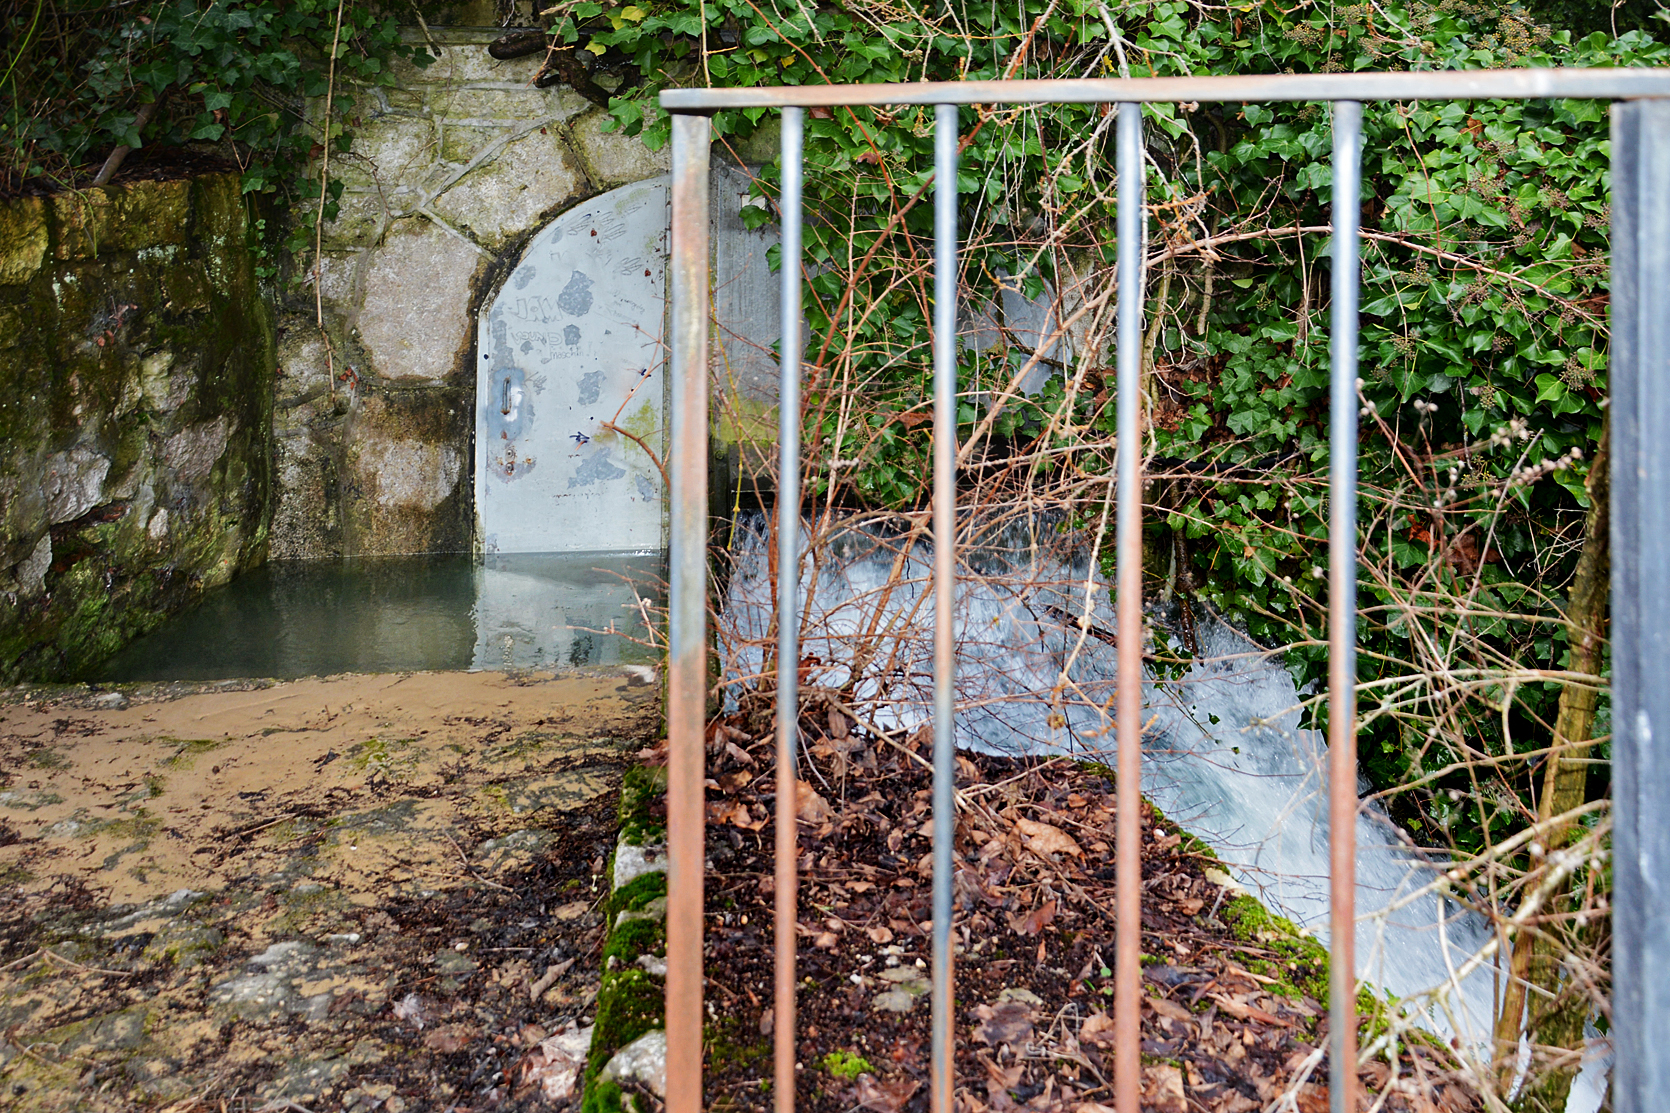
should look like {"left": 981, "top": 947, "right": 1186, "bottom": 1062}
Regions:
{"left": 439, "top": 122, "right": 514, "bottom": 164}
{"left": 53, "top": 179, "right": 194, "bottom": 260}
{"left": 430, "top": 128, "right": 586, "bottom": 248}
{"left": 571, "top": 108, "right": 671, "bottom": 187}
{"left": 42, "top": 447, "right": 110, "bottom": 525}
{"left": 318, "top": 190, "right": 397, "bottom": 250}
{"left": 336, "top": 114, "right": 437, "bottom": 190}
{"left": 431, "top": 86, "right": 544, "bottom": 121}
{"left": 0, "top": 196, "right": 47, "bottom": 286}
{"left": 345, "top": 391, "right": 471, "bottom": 554}
{"left": 0, "top": 172, "right": 274, "bottom": 683}
{"left": 357, "top": 219, "right": 481, "bottom": 382}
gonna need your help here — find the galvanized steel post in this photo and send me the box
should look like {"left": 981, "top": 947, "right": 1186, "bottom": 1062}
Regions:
{"left": 930, "top": 100, "right": 960, "bottom": 1113}
{"left": 1113, "top": 100, "right": 1145, "bottom": 1113}
{"left": 1327, "top": 98, "right": 1362, "bottom": 1113}
{"left": 666, "top": 109, "right": 712, "bottom": 1113}
{"left": 774, "top": 105, "right": 805, "bottom": 1113}
{"left": 1608, "top": 96, "right": 1670, "bottom": 1113}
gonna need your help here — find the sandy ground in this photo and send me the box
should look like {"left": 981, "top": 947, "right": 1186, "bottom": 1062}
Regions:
{"left": 0, "top": 669, "right": 658, "bottom": 1111}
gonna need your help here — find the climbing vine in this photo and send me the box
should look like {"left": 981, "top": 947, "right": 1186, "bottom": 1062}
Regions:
{"left": 1, "top": 0, "right": 430, "bottom": 242}
{"left": 545, "top": 0, "right": 1658, "bottom": 843}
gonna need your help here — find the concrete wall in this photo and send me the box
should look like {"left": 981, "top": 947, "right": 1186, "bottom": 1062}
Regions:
{"left": 0, "top": 175, "right": 275, "bottom": 682}
{"left": 275, "top": 21, "right": 785, "bottom": 560}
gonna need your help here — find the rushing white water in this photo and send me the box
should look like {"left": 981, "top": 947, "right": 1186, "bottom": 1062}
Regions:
{"left": 721, "top": 514, "right": 1499, "bottom": 1043}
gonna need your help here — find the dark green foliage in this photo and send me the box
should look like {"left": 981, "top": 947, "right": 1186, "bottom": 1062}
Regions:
{"left": 568, "top": 0, "right": 1643, "bottom": 856}
{"left": 2, "top": 0, "right": 430, "bottom": 228}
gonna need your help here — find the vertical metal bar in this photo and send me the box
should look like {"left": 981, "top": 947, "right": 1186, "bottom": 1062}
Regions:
{"left": 1326, "top": 99, "right": 1362, "bottom": 1113}
{"left": 1608, "top": 97, "right": 1670, "bottom": 1113}
{"left": 930, "top": 100, "right": 959, "bottom": 1113}
{"left": 1112, "top": 100, "right": 1144, "bottom": 1113}
{"left": 774, "top": 104, "right": 805, "bottom": 1113}
{"left": 666, "top": 109, "right": 712, "bottom": 1113}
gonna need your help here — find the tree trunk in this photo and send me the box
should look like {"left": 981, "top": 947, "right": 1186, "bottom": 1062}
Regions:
{"left": 1494, "top": 424, "right": 1609, "bottom": 1108}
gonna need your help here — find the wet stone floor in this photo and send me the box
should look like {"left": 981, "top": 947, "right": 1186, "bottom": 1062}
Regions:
{"left": 0, "top": 669, "right": 658, "bottom": 1111}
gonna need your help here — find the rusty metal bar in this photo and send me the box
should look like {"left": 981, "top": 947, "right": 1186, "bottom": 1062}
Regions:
{"left": 774, "top": 104, "right": 805, "bottom": 1113}
{"left": 1112, "top": 100, "right": 1145, "bottom": 1113}
{"left": 661, "top": 68, "right": 1670, "bottom": 111}
{"left": 1327, "top": 99, "right": 1363, "bottom": 1113}
{"left": 930, "top": 100, "right": 960, "bottom": 1113}
{"left": 666, "top": 109, "right": 712, "bottom": 1113}
{"left": 658, "top": 68, "right": 1670, "bottom": 1113}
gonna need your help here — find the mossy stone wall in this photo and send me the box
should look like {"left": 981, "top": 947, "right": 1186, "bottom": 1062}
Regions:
{"left": 0, "top": 174, "right": 275, "bottom": 682}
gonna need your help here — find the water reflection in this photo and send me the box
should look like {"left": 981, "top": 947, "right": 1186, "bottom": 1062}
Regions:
{"left": 98, "top": 552, "right": 663, "bottom": 682}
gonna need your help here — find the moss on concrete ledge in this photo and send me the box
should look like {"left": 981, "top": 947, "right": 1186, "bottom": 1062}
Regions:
{"left": 584, "top": 763, "right": 670, "bottom": 1113}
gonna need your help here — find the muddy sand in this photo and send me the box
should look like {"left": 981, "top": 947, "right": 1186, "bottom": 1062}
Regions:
{"left": 0, "top": 669, "right": 658, "bottom": 1111}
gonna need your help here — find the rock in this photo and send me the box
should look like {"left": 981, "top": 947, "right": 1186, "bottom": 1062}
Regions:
{"left": 0, "top": 196, "right": 47, "bottom": 285}
{"left": 430, "top": 128, "right": 585, "bottom": 248}
{"left": 571, "top": 110, "right": 669, "bottom": 187}
{"left": 43, "top": 447, "right": 110, "bottom": 524}
{"left": 163, "top": 417, "right": 232, "bottom": 484}
{"left": 600, "top": 1028, "right": 667, "bottom": 1098}
{"left": 15, "top": 533, "right": 49, "bottom": 596}
{"left": 357, "top": 219, "right": 480, "bottom": 383}
{"left": 871, "top": 965, "right": 930, "bottom": 1013}
{"left": 616, "top": 895, "right": 667, "bottom": 926}
{"left": 613, "top": 841, "right": 667, "bottom": 889}
{"left": 366, "top": 439, "right": 463, "bottom": 510}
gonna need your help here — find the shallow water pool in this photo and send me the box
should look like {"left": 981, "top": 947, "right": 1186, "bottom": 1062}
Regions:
{"left": 97, "top": 551, "right": 664, "bottom": 682}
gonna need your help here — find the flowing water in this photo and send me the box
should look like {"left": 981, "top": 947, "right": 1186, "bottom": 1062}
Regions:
{"left": 721, "top": 514, "right": 1500, "bottom": 1041}
{"left": 98, "top": 551, "right": 662, "bottom": 682}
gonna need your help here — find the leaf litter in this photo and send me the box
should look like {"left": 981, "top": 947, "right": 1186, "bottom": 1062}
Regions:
{"left": 693, "top": 701, "right": 1482, "bottom": 1113}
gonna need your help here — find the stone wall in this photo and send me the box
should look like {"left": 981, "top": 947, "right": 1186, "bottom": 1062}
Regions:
{"left": 0, "top": 174, "right": 275, "bottom": 682}
{"left": 273, "top": 22, "right": 725, "bottom": 561}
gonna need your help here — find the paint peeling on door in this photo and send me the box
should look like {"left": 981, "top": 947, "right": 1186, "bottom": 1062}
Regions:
{"left": 476, "top": 179, "right": 671, "bottom": 554}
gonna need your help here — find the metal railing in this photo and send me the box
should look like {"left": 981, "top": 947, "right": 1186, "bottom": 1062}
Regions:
{"left": 658, "top": 70, "right": 1670, "bottom": 1113}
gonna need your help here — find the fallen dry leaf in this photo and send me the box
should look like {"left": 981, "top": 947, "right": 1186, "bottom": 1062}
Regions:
{"left": 552, "top": 899, "right": 591, "bottom": 921}
{"left": 1015, "top": 817, "right": 1083, "bottom": 859}
{"left": 973, "top": 1001, "right": 1034, "bottom": 1046}
{"left": 1147, "top": 996, "right": 1193, "bottom": 1022}
{"left": 981, "top": 1056, "right": 1024, "bottom": 1109}
{"left": 1009, "top": 898, "right": 1057, "bottom": 937}
{"left": 422, "top": 1023, "right": 476, "bottom": 1053}
{"left": 796, "top": 779, "right": 834, "bottom": 825}
{"left": 718, "top": 769, "right": 754, "bottom": 791}
{"left": 1209, "top": 992, "right": 1293, "bottom": 1028}
{"left": 392, "top": 992, "right": 432, "bottom": 1029}
{"left": 866, "top": 925, "right": 894, "bottom": 944}
{"left": 1141, "top": 1063, "right": 1187, "bottom": 1113}
{"left": 514, "top": 1020, "right": 593, "bottom": 1102}
{"left": 1079, "top": 1010, "right": 1115, "bottom": 1047}
{"left": 854, "top": 1073, "right": 921, "bottom": 1113}
{"left": 712, "top": 799, "right": 766, "bottom": 831}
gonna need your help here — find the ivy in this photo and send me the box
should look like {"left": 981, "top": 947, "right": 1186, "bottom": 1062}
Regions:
{"left": 2, "top": 0, "right": 430, "bottom": 238}
{"left": 555, "top": 0, "right": 1657, "bottom": 851}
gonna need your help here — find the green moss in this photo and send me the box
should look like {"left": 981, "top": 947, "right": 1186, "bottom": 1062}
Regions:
{"left": 618, "top": 765, "right": 667, "bottom": 846}
{"left": 1219, "top": 894, "right": 1329, "bottom": 1002}
{"left": 610, "top": 870, "right": 668, "bottom": 919}
{"left": 583, "top": 968, "right": 664, "bottom": 1113}
{"left": 707, "top": 1012, "right": 769, "bottom": 1075}
{"left": 821, "top": 1050, "right": 874, "bottom": 1080}
{"left": 602, "top": 915, "right": 665, "bottom": 968}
